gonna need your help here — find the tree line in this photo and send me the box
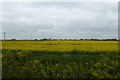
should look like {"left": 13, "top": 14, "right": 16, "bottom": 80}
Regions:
{"left": 4, "top": 38, "right": 118, "bottom": 41}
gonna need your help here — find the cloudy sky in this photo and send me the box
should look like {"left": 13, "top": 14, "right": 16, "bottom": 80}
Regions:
{"left": 1, "top": 2, "right": 118, "bottom": 39}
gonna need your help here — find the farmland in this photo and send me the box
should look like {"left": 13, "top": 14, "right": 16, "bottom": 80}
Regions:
{"left": 1, "top": 40, "right": 120, "bottom": 78}
{"left": 2, "top": 40, "right": 118, "bottom": 52}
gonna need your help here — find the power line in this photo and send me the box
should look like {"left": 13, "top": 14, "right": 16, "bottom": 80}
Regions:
{"left": 4, "top": 32, "right": 6, "bottom": 40}
{"left": 31, "top": 35, "right": 33, "bottom": 40}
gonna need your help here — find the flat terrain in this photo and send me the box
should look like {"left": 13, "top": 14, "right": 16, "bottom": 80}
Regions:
{"left": 2, "top": 40, "right": 119, "bottom": 78}
{"left": 2, "top": 40, "right": 118, "bottom": 52}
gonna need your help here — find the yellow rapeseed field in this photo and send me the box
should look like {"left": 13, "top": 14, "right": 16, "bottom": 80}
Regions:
{"left": 2, "top": 40, "right": 118, "bottom": 52}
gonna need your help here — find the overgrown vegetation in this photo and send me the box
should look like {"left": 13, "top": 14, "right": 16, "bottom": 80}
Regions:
{"left": 2, "top": 50, "right": 119, "bottom": 78}
{"left": 2, "top": 41, "right": 119, "bottom": 78}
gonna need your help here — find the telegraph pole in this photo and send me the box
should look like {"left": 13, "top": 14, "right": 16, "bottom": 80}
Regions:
{"left": 4, "top": 32, "right": 6, "bottom": 40}
{"left": 31, "top": 35, "right": 33, "bottom": 40}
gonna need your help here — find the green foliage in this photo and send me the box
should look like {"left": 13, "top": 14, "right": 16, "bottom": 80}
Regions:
{"left": 2, "top": 50, "right": 119, "bottom": 78}
{"left": 2, "top": 41, "right": 119, "bottom": 78}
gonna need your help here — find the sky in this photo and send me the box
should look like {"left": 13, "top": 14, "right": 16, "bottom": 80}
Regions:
{"left": 0, "top": 0, "right": 119, "bottom": 2}
{"left": 1, "top": 2, "right": 118, "bottom": 40}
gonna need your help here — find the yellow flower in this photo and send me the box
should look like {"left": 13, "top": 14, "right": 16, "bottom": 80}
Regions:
{"left": 34, "top": 59, "right": 39, "bottom": 64}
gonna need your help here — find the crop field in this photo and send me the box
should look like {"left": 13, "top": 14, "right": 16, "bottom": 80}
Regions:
{"left": 1, "top": 40, "right": 120, "bottom": 78}
{"left": 2, "top": 40, "right": 118, "bottom": 52}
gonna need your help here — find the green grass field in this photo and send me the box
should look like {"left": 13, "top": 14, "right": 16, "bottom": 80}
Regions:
{"left": 1, "top": 40, "right": 120, "bottom": 78}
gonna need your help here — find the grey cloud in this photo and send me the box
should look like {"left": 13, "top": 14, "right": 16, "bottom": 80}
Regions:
{"left": 1, "top": 2, "right": 118, "bottom": 39}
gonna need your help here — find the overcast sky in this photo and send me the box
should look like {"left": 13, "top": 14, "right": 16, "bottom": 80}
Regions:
{"left": 1, "top": 2, "right": 118, "bottom": 39}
